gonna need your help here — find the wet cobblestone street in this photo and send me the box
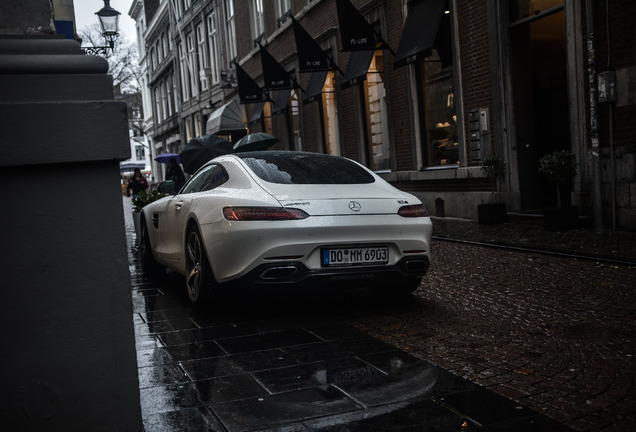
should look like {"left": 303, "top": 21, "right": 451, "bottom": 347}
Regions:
{"left": 124, "top": 197, "right": 635, "bottom": 431}
{"left": 350, "top": 242, "right": 636, "bottom": 431}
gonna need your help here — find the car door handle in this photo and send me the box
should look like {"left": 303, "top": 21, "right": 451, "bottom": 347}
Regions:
{"left": 175, "top": 201, "right": 183, "bottom": 210}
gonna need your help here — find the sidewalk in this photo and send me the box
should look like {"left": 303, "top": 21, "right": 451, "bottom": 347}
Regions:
{"left": 431, "top": 216, "right": 636, "bottom": 266}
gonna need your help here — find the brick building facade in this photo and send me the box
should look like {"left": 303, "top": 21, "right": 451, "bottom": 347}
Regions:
{"left": 131, "top": 0, "right": 636, "bottom": 230}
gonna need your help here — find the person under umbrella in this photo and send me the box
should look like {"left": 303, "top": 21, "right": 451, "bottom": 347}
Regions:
{"left": 180, "top": 134, "right": 233, "bottom": 174}
{"left": 166, "top": 158, "right": 186, "bottom": 191}
{"left": 233, "top": 132, "right": 279, "bottom": 153}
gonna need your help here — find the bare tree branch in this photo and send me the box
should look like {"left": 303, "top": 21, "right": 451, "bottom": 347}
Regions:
{"left": 79, "top": 23, "right": 140, "bottom": 94}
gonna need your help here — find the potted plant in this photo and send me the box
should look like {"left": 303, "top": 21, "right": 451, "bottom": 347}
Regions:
{"left": 131, "top": 190, "right": 166, "bottom": 244}
{"left": 478, "top": 153, "right": 507, "bottom": 224}
{"left": 538, "top": 150, "right": 577, "bottom": 231}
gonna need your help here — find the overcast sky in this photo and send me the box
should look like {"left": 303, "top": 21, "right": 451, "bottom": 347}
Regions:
{"left": 73, "top": 0, "right": 138, "bottom": 44}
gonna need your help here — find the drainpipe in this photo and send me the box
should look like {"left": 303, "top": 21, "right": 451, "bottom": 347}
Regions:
{"left": 605, "top": 0, "right": 617, "bottom": 231}
{"left": 586, "top": 0, "right": 604, "bottom": 230}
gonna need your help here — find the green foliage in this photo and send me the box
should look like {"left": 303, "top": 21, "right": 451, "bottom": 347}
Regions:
{"left": 539, "top": 150, "right": 577, "bottom": 208}
{"left": 132, "top": 190, "right": 166, "bottom": 212}
{"left": 481, "top": 154, "right": 507, "bottom": 179}
{"left": 538, "top": 150, "right": 577, "bottom": 185}
{"left": 481, "top": 154, "right": 507, "bottom": 199}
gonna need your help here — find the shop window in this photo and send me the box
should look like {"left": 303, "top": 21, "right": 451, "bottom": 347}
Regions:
{"left": 289, "top": 89, "right": 302, "bottom": 151}
{"left": 185, "top": 116, "right": 193, "bottom": 141}
{"left": 195, "top": 113, "right": 202, "bottom": 137}
{"left": 263, "top": 102, "right": 273, "bottom": 135}
{"left": 321, "top": 71, "right": 340, "bottom": 156}
{"left": 418, "top": 7, "right": 458, "bottom": 167}
{"left": 510, "top": 0, "right": 563, "bottom": 22}
{"left": 363, "top": 51, "right": 390, "bottom": 171}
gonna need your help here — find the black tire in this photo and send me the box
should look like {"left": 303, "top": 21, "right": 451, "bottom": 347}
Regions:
{"left": 139, "top": 219, "right": 165, "bottom": 278}
{"left": 185, "top": 226, "right": 214, "bottom": 307}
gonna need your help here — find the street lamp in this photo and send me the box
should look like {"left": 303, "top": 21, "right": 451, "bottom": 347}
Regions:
{"left": 82, "top": 0, "right": 121, "bottom": 56}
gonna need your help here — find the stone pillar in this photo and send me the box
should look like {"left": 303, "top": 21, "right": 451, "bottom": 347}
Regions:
{"left": 0, "top": 22, "right": 142, "bottom": 432}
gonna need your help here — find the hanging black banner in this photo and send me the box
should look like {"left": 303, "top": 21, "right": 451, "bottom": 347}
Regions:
{"left": 235, "top": 62, "right": 267, "bottom": 104}
{"left": 260, "top": 45, "right": 294, "bottom": 90}
{"left": 336, "top": 0, "right": 378, "bottom": 51}
{"left": 292, "top": 17, "right": 331, "bottom": 72}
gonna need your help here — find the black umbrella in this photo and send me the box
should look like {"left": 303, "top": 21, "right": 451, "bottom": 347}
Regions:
{"left": 179, "top": 135, "right": 233, "bottom": 174}
{"left": 233, "top": 132, "right": 279, "bottom": 153}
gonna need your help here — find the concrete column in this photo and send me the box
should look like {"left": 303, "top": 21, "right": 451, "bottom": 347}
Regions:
{"left": 0, "top": 32, "right": 142, "bottom": 432}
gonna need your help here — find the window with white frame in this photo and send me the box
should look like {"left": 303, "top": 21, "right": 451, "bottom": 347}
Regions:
{"left": 171, "top": 0, "right": 182, "bottom": 20}
{"left": 178, "top": 41, "right": 190, "bottom": 100}
{"left": 154, "top": 87, "right": 162, "bottom": 121}
{"left": 151, "top": 47, "right": 156, "bottom": 71}
{"left": 167, "top": 75, "right": 174, "bottom": 116}
{"left": 276, "top": 0, "right": 291, "bottom": 20}
{"left": 136, "top": 25, "right": 144, "bottom": 58}
{"left": 197, "top": 24, "right": 209, "bottom": 91}
{"left": 186, "top": 32, "right": 198, "bottom": 98}
{"left": 207, "top": 12, "right": 220, "bottom": 84}
{"left": 224, "top": 0, "right": 237, "bottom": 64}
{"left": 135, "top": 145, "right": 145, "bottom": 160}
{"left": 172, "top": 72, "right": 179, "bottom": 109}
{"left": 250, "top": 0, "right": 265, "bottom": 41}
{"left": 161, "top": 81, "right": 168, "bottom": 121}
{"left": 156, "top": 40, "right": 162, "bottom": 63}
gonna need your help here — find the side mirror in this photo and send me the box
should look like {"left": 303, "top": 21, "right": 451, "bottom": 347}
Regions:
{"left": 158, "top": 180, "right": 176, "bottom": 195}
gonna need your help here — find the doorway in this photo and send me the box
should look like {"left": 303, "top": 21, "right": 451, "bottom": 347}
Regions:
{"left": 510, "top": 6, "right": 570, "bottom": 209}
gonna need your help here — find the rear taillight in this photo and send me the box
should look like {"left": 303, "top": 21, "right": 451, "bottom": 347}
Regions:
{"left": 398, "top": 204, "right": 429, "bottom": 217}
{"left": 223, "top": 207, "right": 309, "bottom": 221}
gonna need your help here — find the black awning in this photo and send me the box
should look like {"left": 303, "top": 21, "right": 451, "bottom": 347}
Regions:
{"left": 341, "top": 50, "right": 375, "bottom": 89}
{"left": 302, "top": 70, "right": 328, "bottom": 103}
{"left": 272, "top": 89, "right": 291, "bottom": 115}
{"left": 236, "top": 62, "right": 267, "bottom": 104}
{"left": 248, "top": 102, "right": 264, "bottom": 125}
{"left": 394, "top": 0, "right": 446, "bottom": 69}
{"left": 260, "top": 45, "right": 294, "bottom": 90}
{"left": 292, "top": 17, "right": 332, "bottom": 72}
{"left": 206, "top": 100, "right": 246, "bottom": 134}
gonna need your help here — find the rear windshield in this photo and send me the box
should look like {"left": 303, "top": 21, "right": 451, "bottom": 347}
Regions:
{"left": 238, "top": 151, "right": 376, "bottom": 185}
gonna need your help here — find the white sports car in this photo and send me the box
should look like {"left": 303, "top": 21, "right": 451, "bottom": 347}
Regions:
{"left": 139, "top": 151, "right": 432, "bottom": 306}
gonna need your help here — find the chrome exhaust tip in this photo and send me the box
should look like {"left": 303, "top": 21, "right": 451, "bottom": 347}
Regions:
{"left": 260, "top": 266, "right": 298, "bottom": 280}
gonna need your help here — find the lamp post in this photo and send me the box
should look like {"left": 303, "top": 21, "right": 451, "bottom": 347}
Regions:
{"left": 82, "top": 0, "right": 121, "bottom": 56}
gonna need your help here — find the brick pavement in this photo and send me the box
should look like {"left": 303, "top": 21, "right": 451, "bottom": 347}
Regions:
{"left": 349, "top": 240, "right": 636, "bottom": 431}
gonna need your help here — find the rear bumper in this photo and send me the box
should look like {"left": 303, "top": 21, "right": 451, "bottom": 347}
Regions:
{"left": 202, "top": 214, "right": 433, "bottom": 283}
{"left": 222, "top": 255, "right": 430, "bottom": 288}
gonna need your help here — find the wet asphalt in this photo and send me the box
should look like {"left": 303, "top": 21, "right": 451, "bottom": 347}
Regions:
{"left": 124, "top": 197, "right": 634, "bottom": 431}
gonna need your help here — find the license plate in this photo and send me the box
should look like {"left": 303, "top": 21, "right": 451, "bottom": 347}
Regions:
{"left": 322, "top": 247, "right": 389, "bottom": 266}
